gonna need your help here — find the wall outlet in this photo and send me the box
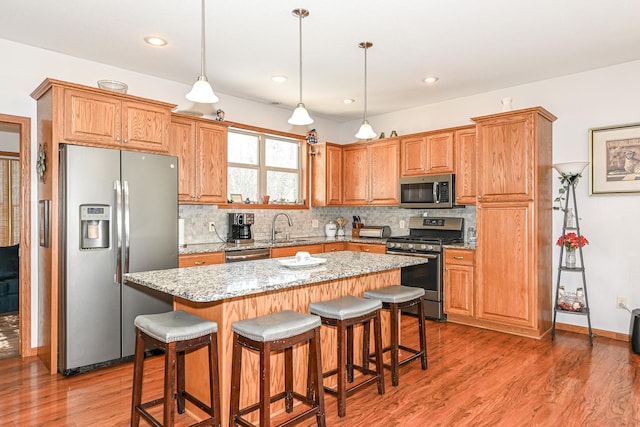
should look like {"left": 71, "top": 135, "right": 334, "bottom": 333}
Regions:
{"left": 312, "top": 219, "right": 319, "bottom": 228}
{"left": 399, "top": 220, "right": 405, "bottom": 229}
{"left": 617, "top": 296, "right": 628, "bottom": 309}
{"left": 208, "top": 221, "right": 216, "bottom": 232}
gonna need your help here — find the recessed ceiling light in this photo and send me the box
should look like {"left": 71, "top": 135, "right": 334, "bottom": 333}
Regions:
{"left": 144, "top": 36, "right": 168, "bottom": 47}
{"left": 343, "top": 99, "right": 355, "bottom": 104}
{"left": 423, "top": 76, "right": 439, "bottom": 84}
{"left": 271, "top": 75, "right": 288, "bottom": 83}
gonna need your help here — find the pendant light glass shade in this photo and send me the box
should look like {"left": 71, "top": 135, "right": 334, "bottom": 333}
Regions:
{"left": 356, "top": 41, "right": 376, "bottom": 139}
{"left": 288, "top": 9, "right": 313, "bottom": 125}
{"left": 356, "top": 120, "right": 377, "bottom": 140}
{"left": 289, "top": 103, "right": 314, "bottom": 125}
{"left": 186, "top": 0, "right": 219, "bottom": 104}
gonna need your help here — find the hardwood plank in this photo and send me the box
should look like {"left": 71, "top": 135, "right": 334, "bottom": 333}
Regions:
{"left": 1, "top": 321, "right": 638, "bottom": 425}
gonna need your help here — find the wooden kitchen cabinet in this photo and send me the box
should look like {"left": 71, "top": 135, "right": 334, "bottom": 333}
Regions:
{"left": 63, "top": 88, "right": 171, "bottom": 152}
{"left": 454, "top": 126, "right": 477, "bottom": 205}
{"left": 179, "top": 252, "right": 225, "bottom": 268}
{"left": 323, "top": 242, "right": 345, "bottom": 252}
{"left": 400, "top": 135, "right": 427, "bottom": 177}
{"left": 345, "top": 242, "right": 386, "bottom": 254}
{"left": 311, "top": 142, "right": 343, "bottom": 206}
{"left": 400, "top": 131, "right": 454, "bottom": 176}
{"left": 471, "top": 107, "right": 556, "bottom": 339}
{"left": 343, "top": 139, "right": 399, "bottom": 205}
{"left": 169, "top": 114, "right": 229, "bottom": 204}
{"left": 270, "top": 244, "right": 324, "bottom": 258}
{"left": 444, "top": 248, "right": 475, "bottom": 318}
{"left": 425, "top": 131, "right": 454, "bottom": 174}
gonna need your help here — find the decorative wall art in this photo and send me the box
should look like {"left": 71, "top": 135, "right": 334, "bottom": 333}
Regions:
{"left": 589, "top": 122, "right": 640, "bottom": 195}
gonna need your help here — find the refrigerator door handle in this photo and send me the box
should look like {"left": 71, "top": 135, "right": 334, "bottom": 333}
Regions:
{"left": 115, "top": 179, "right": 123, "bottom": 285}
{"left": 123, "top": 180, "right": 131, "bottom": 275}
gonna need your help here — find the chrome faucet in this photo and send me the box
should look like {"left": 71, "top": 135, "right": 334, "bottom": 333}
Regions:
{"left": 271, "top": 212, "right": 293, "bottom": 243}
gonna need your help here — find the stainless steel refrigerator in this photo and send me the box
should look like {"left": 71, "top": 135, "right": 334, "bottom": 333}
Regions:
{"left": 59, "top": 144, "right": 177, "bottom": 375}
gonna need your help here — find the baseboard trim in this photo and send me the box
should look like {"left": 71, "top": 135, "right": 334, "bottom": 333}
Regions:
{"left": 555, "top": 322, "right": 629, "bottom": 342}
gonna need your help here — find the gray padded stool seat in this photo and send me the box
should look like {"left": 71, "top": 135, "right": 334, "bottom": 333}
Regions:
{"left": 131, "top": 310, "right": 221, "bottom": 427}
{"left": 229, "top": 310, "right": 326, "bottom": 427}
{"left": 308, "top": 295, "right": 385, "bottom": 418}
{"left": 364, "top": 285, "right": 428, "bottom": 386}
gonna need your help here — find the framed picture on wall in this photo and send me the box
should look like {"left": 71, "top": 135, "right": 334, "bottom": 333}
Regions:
{"left": 589, "top": 122, "right": 640, "bottom": 195}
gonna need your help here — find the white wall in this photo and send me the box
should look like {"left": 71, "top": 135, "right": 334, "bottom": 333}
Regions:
{"left": 340, "top": 60, "right": 640, "bottom": 335}
{"left": 2, "top": 35, "right": 639, "bottom": 344}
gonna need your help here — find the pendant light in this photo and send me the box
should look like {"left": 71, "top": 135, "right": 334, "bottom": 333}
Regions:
{"left": 288, "top": 8, "right": 313, "bottom": 125}
{"left": 186, "top": 0, "right": 219, "bottom": 103}
{"left": 355, "top": 41, "right": 377, "bottom": 140}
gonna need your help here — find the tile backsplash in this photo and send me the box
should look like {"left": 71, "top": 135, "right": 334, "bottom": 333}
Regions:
{"left": 179, "top": 204, "right": 477, "bottom": 244}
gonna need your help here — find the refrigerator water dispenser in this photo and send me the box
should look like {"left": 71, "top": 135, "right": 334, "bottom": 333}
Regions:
{"left": 80, "top": 204, "right": 110, "bottom": 249}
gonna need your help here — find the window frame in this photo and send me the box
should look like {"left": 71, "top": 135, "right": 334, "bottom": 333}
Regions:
{"left": 225, "top": 123, "right": 309, "bottom": 209}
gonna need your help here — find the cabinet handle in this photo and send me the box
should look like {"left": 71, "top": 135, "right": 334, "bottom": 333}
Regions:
{"left": 194, "top": 261, "right": 206, "bottom": 265}
{"left": 115, "top": 137, "right": 121, "bottom": 142}
{"left": 478, "top": 195, "right": 483, "bottom": 199}
{"left": 363, "top": 248, "right": 370, "bottom": 252}
{"left": 453, "top": 256, "right": 464, "bottom": 259}
{"left": 330, "top": 248, "right": 337, "bottom": 251}
{"left": 123, "top": 139, "right": 129, "bottom": 143}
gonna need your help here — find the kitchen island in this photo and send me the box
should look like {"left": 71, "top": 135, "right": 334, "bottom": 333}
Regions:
{"left": 124, "top": 251, "right": 427, "bottom": 424}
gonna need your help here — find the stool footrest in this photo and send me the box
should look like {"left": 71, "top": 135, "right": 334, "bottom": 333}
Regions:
{"left": 234, "top": 391, "right": 322, "bottom": 427}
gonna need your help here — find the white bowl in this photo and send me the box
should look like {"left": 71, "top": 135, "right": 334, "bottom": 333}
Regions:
{"left": 97, "top": 80, "right": 128, "bottom": 93}
{"left": 553, "top": 161, "right": 589, "bottom": 176}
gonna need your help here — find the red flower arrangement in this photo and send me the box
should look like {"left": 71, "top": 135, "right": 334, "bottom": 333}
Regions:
{"left": 556, "top": 232, "right": 589, "bottom": 250}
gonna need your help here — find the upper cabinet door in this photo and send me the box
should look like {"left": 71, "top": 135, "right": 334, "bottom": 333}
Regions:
{"left": 197, "top": 123, "right": 227, "bottom": 204}
{"left": 169, "top": 117, "right": 197, "bottom": 201}
{"left": 400, "top": 136, "right": 427, "bottom": 176}
{"left": 325, "top": 144, "right": 343, "bottom": 205}
{"left": 342, "top": 145, "right": 369, "bottom": 205}
{"left": 426, "top": 131, "right": 454, "bottom": 174}
{"left": 122, "top": 101, "right": 170, "bottom": 152}
{"left": 64, "top": 89, "right": 121, "bottom": 145}
{"left": 454, "top": 127, "right": 477, "bottom": 205}
{"left": 476, "top": 112, "right": 535, "bottom": 202}
{"left": 369, "top": 139, "right": 399, "bottom": 204}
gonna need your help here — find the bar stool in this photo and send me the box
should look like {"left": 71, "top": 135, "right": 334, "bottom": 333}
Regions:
{"left": 308, "top": 295, "right": 385, "bottom": 418}
{"left": 131, "top": 310, "right": 221, "bottom": 427}
{"left": 364, "top": 285, "right": 427, "bottom": 386}
{"left": 229, "top": 310, "right": 326, "bottom": 427}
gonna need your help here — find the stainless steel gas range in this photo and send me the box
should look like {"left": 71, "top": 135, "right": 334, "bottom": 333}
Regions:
{"left": 386, "top": 216, "right": 464, "bottom": 321}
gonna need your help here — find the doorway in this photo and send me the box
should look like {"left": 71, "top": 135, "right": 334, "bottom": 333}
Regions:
{"left": 0, "top": 114, "right": 31, "bottom": 358}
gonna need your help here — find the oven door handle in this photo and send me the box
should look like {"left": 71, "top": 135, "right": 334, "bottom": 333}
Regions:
{"left": 387, "top": 251, "right": 437, "bottom": 259}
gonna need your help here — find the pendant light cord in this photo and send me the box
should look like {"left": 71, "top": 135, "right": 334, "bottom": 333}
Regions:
{"left": 363, "top": 44, "right": 368, "bottom": 121}
{"left": 297, "top": 11, "right": 303, "bottom": 104}
{"left": 200, "top": 0, "right": 206, "bottom": 77}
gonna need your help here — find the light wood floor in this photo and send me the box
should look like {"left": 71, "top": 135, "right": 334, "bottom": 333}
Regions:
{"left": 1, "top": 320, "right": 639, "bottom": 426}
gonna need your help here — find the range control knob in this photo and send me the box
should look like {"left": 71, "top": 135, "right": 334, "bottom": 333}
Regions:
{"left": 407, "top": 243, "right": 414, "bottom": 249}
{"left": 387, "top": 243, "right": 395, "bottom": 248}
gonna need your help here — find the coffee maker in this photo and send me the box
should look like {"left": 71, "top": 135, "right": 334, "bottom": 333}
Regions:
{"left": 227, "top": 213, "right": 254, "bottom": 243}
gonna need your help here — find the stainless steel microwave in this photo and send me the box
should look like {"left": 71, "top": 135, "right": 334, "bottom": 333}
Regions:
{"left": 398, "top": 174, "right": 455, "bottom": 209}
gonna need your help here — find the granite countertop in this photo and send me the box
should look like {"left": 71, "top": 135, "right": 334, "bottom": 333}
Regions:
{"left": 125, "top": 251, "right": 426, "bottom": 303}
{"left": 180, "top": 236, "right": 389, "bottom": 255}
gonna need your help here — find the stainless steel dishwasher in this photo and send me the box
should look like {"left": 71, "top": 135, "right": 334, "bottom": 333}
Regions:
{"left": 224, "top": 247, "right": 271, "bottom": 263}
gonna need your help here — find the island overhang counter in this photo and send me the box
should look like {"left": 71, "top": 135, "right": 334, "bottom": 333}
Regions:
{"left": 124, "top": 251, "right": 427, "bottom": 424}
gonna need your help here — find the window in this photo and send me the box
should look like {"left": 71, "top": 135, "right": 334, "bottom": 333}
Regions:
{"left": 227, "top": 129, "right": 302, "bottom": 203}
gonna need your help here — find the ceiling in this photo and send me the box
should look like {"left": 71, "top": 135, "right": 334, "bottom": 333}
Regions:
{"left": 2, "top": 0, "right": 640, "bottom": 122}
